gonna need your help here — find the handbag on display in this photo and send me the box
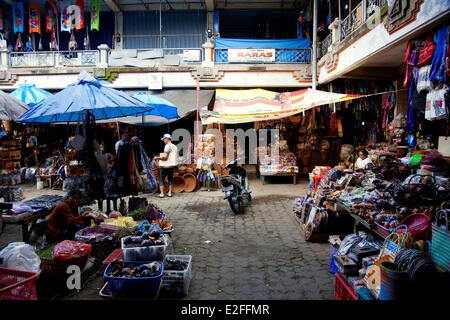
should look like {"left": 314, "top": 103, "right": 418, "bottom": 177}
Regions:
{"left": 416, "top": 65, "right": 432, "bottom": 93}
{"left": 68, "top": 31, "right": 77, "bottom": 51}
{"left": 425, "top": 87, "right": 448, "bottom": 121}
{"left": 417, "top": 36, "right": 436, "bottom": 67}
{"left": 0, "top": 33, "right": 7, "bottom": 50}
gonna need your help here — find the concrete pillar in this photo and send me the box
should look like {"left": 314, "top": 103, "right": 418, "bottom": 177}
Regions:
{"left": 0, "top": 48, "right": 9, "bottom": 70}
{"left": 329, "top": 18, "right": 342, "bottom": 45}
{"left": 202, "top": 41, "right": 214, "bottom": 68}
{"left": 114, "top": 12, "right": 124, "bottom": 50}
{"left": 97, "top": 44, "right": 110, "bottom": 68}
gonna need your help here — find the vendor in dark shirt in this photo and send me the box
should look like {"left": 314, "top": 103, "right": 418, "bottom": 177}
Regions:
{"left": 46, "top": 190, "right": 91, "bottom": 243}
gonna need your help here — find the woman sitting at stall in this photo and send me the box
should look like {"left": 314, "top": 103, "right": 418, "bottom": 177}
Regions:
{"left": 355, "top": 149, "right": 373, "bottom": 170}
{"left": 45, "top": 189, "right": 102, "bottom": 243}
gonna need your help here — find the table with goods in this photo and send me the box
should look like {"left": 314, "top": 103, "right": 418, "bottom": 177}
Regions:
{"left": 1, "top": 195, "right": 64, "bottom": 243}
{"left": 0, "top": 200, "right": 193, "bottom": 300}
{"left": 294, "top": 149, "right": 450, "bottom": 300}
{"left": 258, "top": 141, "right": 299, "bottom": 185}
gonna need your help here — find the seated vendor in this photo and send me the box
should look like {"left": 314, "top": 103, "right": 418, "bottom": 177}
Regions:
{"left": 46, "top": 189, "right": 98, "bottom": 243}
{"left": 355, "top": 149, "right": 373, "bottom": 170}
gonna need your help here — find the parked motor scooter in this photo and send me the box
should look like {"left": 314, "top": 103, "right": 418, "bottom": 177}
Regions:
{"left": 220, "top": 158, "right": 251, "bottom": 214}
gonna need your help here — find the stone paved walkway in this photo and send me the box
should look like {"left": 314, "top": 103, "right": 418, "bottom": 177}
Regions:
{"left": 0, "top": 178, "right": 335, "bottom": 300}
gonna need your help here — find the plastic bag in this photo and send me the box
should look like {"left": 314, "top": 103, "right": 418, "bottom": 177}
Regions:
{"left": 149, "top": 224, "right": 163, "bottom": 238}
{"left": 0, "top": 242, "right": 41, "bottom": 273}
{"left": 52, "top": 240, "right": 92, "bottom": 261}
{"left": 136, "top": 220, "right": 151, "bottom": 234}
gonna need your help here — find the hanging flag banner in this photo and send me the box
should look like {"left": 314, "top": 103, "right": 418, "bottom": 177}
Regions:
{"left": 201, "top": 88, "right": 362, "bottom": 124}
{"left": 45, "top": 0, "right": 58, "bottom": 32}
{"left": 90, "top": 0, "right": 100, "bottom": 31}
{"left": 61, "top": 0, "right": 71, "bottom": 32}
{"left": 75, "top": 0, "right": 85, "bottom": 30}
{"left": 0, "top": 9, "right": 4, "bottom": 30}
{"left": 12, "top": 2, "right": 24, "bottom": 33}
{"left": 29, "top": 3, "right": 41, "bottom": 34}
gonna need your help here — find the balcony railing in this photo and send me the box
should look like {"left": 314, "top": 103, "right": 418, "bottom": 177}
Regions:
{"left": 320, "top": 34, "right": 333, "bottom": 59}
{"left": 214, "top": 48, "right": 311, "bottom": 64}
{"left": 9, "top": 50, "right": 99, "bottom": 68}
{"left": 341, "top": 0, "right": 387, "bottom": 41}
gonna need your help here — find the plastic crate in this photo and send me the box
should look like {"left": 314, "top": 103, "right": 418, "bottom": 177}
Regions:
{"left": 0, "top": 268, "right": 39, "bottom": 300}
{"left": 335, "top": 272, "right": 357, "bottom": 300}
{"left": 161, "top": 255, "right": 192, "bottom": 296}
{"left": 103, "top": 261, "right": 163, "bottom": 298}
{"left": 121, "top": 237, "right": 167, "bottom": 262}
{"left": 103, "top": 249, "right": 124, "bottom": 268}
{"left": 329, "top": 244, "right": 339, "bottom": 273}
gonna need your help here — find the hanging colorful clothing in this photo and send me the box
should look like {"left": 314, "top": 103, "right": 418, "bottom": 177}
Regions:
{"left": 12, "top": 2, "right": 24, "bottom": 33}
{"left": 90, "top": 0, "right": 100, "bottom": 31}
{"left": 0, "top": 9, "right": 4, "bottom": 30}
{"left": 45, "top": 0, "right": 58, "bottom": 32}
{"left": 61, "top": 1, "right": 71, "bottom": 32}
{"left": 430, "top": 26, "right": 449, "bottom": 83}
{"left": 75, "top": 0, "right": 85, "bottom": 30}
{"left": 381, "top": 85, "right": 396, "bottom": 130}
{"left": 29, "top": 3, "right": 41, "bottom": 34}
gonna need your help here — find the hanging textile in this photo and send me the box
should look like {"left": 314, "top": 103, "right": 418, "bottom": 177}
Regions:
{"left": 61, "top": 0, "right": 71, "bottom": 32}
{"left": 90, "top": 0, "right": 100, "bottom": 31}
{"left": 45, "top": 0, "right": 58, "bottom": 32}
{"left": 50, "top": 30, "right": 58, "bottom": 50}
{"left": 15, "top": 33, "right": 22, "bottom": 51}
{"left": 75, "top": 0, "right": 85, "bottom": 30}
{"left": 430, "top": 26, "right": 449, "bottom": 83}
{"left": 12, "top": 2, "right": 24, "bottom": 33}
{"left": 139, "top": 144, "right": 157, "bottom": 191}
{"left": 0, "top": 9, "right": 4, "bottom": 30}
{"left": 29, "top": 3, "right": 41, "bottom": 34}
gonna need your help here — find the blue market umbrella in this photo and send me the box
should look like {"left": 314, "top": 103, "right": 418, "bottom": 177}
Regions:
{"left": 10, "top": 83, "right": 52, "bottom": 108}
{"left": 18, "top": 71, "right": 152, "bottom": 123}
{"left": 132, "top": 92, "right": 179, "bottom": 120}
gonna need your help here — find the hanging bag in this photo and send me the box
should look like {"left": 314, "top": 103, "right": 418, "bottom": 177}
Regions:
{"left": 417, "top": 36, "right": 436, "bottom": 67}
{"left": 68, "top": 31, "right": 77, "bottom": 51}
{"left": 0, "top": 33, "right": 7, "bottom": 50}
{"left": 69, "top": 115, "right": 86, "bottom": 151}
{"left": 416, "top": 65, "right": 432, "bottom": 93}
{"left": 425, "top": 87, "right": 448, "bottom": 121}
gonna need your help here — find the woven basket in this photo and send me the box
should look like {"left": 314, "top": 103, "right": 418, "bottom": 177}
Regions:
{"left": 431, "top": 210, "right": 449, "bottom": 272}
{"left": 172, "top": 176, "right": 185, "bottom": 193}
{"left": 380, "top": 261, "right": 409, "bottom": 300}
{"left": 183, "top": 173, "right": 197, "bottom": 192}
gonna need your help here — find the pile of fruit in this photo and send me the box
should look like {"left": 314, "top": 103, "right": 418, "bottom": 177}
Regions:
{"left": 164, "top": 258, "right": 189, "bottom": 271}
{"left": 122, "top": 232, "right": 165, "bottom": 248}
{"left": 107, "top": 260, "right": 161, "bottom": 278}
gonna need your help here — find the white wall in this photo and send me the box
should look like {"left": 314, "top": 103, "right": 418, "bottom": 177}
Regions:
{"left": 0, "top": 70, "right": 310, "bottom": 90}
{"left": 319, "top": 0, "right": 450, "bottom": 84}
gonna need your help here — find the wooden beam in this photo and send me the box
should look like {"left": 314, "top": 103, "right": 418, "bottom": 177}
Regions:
{"left": 104, "top": 0, "right": 122, "bottom": 13}
{"left": 205, "top": 0, "right": 215, "bottom": 11}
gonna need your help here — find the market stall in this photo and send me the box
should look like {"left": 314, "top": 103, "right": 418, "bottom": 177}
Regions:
{"left": 294, "top": 147, "right": 449, "bottom": 300}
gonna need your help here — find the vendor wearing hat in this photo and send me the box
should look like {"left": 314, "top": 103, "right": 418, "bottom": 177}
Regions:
{"left": 46, "top": 189, "right": 102, "bottom": 243}
{"left": 154, "top": 134, "right": 178, "bottom": 198}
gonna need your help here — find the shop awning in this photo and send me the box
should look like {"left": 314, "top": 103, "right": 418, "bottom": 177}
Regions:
{"left": 201, "top": 88, "right": 361, "bottom": 125}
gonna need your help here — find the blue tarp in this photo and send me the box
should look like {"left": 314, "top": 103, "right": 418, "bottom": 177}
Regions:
{"left": 18, "top": 71, "right": 152, "bottom": 123}
{"left": 132, "top": 92, "right": 179, "bottom": 120}
{"left": 214, "top": 38, "right": 311, "bottom": 49}
{"left": 10, "top": 83, "right": 52, "bottom": 108}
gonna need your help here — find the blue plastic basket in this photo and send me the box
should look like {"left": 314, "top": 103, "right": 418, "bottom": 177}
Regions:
{"left": 103, "top": 261, "right": 164, "bottom": 298}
